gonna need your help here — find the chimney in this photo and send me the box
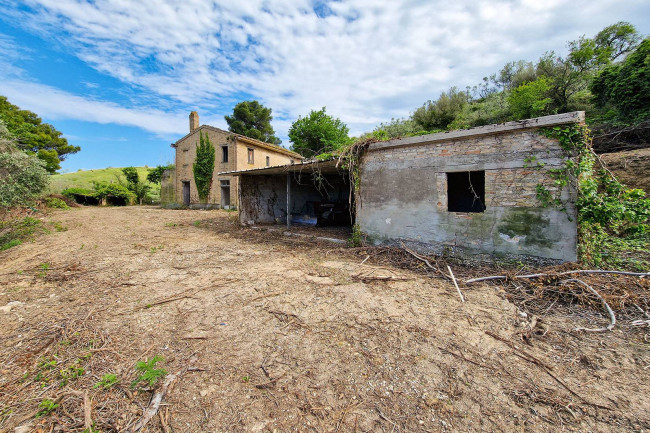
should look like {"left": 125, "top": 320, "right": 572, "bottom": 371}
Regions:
{"left": 189, "top": 111, "right": 199, "bottom": 133}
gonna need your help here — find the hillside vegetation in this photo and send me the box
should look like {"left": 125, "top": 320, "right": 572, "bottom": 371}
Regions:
{"left": 49, "top": 167, "right": 161, "bottom": 202}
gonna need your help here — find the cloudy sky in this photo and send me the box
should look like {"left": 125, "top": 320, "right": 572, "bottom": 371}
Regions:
{"left": 0, "top": 0, "right": 648, "bottom": 171}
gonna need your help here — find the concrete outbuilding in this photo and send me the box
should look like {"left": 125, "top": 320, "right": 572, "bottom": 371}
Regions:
{"left": 226, "top": 112, "right": 584, "bottom": 262}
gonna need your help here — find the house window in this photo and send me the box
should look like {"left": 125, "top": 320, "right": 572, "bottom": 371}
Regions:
{"left": 447, "top": 171, "right": 486, "bottom": 213}
{"left": 248, "top": 148, "right": 254, "bottom": 164}
{"left": 222, "top": 146, "right": 228, "bottom": 163}
{"left": 220, "top": 179, "right": 230, "bottom": 187}
{"left": 266, "top": 156, "right": 270, "bottom": 167}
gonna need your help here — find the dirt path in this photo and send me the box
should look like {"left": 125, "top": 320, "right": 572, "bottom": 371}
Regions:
{"left": 0, "top": 207, "right": 648, "bottom": 432}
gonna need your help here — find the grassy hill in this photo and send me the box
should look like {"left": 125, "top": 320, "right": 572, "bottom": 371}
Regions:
{"left": 48, "top": 167, "right": 161, "bottom": 202}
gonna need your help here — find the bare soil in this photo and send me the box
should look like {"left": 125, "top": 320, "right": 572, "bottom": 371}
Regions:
{"left": 601, "top": 148, "right": 650, "bottom": 194}
{"left": 0, "top": 206, "right": 648, "bottom": 432}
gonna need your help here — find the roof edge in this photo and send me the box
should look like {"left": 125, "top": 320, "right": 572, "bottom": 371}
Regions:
{"left": 368, "top": 111, "right": 585, "bottom": 152}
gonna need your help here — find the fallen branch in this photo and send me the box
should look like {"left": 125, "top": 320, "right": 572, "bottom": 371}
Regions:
{"left": 400, "top": 242, "right": 449, "bottom": 279}
{"left": 466, "top": 269, "right": 650, "bottom": 284}
{"left": 561, "top": 279, "right": 616, "bottom": 332}
{"left": 83, "top": 390, "right": 92, "bottom": 431}
{"left": 447, "top": 265, "right": 465, "bottom": 303}
{"left": 125, "top": 367, "right": 186, "bottom": 433}
{"left": 351, "top": 274, "right": 412, "bottom": 283}
{"left": 245, "top": 291, "right": 283, "bottom": 305}
{"left": 484, "top": 331, "right": 612, "bottom": 410}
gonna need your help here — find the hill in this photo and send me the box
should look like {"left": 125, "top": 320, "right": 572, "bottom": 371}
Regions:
{"left": 48, "top": 167, "right": 161, "bottom": 203}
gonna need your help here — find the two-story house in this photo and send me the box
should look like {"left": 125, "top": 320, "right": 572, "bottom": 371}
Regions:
{"left": 167, "top": 111, "right": 302, "bottom": 209}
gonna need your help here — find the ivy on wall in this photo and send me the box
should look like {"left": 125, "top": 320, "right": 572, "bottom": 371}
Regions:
{"left": 193, "top": 132, "right": 215, "bottom": 203}
{"left": 536, "top": 125, "right": 650, "bottom": 270}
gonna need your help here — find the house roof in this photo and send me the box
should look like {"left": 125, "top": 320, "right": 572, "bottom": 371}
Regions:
{"left": 218, "top": 158, "right": 345, "bottom": 176}
{"left": 171, "top": 124, "right": 302, "bottom": 159}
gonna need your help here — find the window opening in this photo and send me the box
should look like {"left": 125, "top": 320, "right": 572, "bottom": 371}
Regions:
{"left": 447, "top": 171, "right": 485, "bottom": 213}
{"left": 266, "top": 156, "right": 270, "bottom": 167}
{"left": 247, "top": 148, "right": 254, "bottom": 164}
{"left": 222, "top": 146, "right": 228, "bottom": 163}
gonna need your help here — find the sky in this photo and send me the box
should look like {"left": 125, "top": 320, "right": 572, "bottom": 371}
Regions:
{"left": 0, "top": 1, "right": 648, "bottom": 172}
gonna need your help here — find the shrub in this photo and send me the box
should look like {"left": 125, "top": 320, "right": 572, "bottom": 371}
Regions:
{"left": 0, "top": 150, "right": 49, "bottom": 214}
{"left": 61, "top": 188, "right": 99, "bottom": 205}
{"left": 92, "top": 182, "right": 133, "bottom": 206}
{"left": 44, "top": 197, "right": 70, "bottom": 209}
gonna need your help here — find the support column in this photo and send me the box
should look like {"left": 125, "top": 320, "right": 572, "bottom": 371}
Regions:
{"left": 286, "top": 172, "right": 291, "bottom": 229}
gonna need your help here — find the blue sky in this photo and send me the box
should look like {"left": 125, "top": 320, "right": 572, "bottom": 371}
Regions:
{"left": 0, "top": 0, "right": 649, "bottom": 172}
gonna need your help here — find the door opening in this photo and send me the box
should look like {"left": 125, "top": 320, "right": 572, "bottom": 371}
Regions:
{"left": 220, "top": 180, "right": 231, "bottom": 209}
{"left": 182, "top": 181, "right": 190, "bottom": 206}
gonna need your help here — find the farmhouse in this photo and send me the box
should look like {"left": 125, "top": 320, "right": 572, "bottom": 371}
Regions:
{"left": 163, "top": 111, "right": 301, "bottom": 209}
{"left": 226, "top": 112, "right": 584, "bottom": 262}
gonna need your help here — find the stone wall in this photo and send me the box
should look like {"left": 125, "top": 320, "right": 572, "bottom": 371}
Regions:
{"left": 357, "top": 112, "right": 583, "bottom": 262}
{"left": 160, "top": 168, "right": 177, "bottom": 208}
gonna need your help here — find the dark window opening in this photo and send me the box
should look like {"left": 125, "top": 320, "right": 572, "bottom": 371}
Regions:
{"left": 222, "top": 146, "right": 228, "bottom": 163}
{"left": 447, "top": 171, "right": 486, "bottom": 213}
{"left": 247, "top": 148, "right": 254, "bottom": 164}
{"left": 266, "top": 156, "right": 270, "bottom": 167}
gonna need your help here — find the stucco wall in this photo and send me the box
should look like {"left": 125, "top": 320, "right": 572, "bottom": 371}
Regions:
{"left": 357, "top": 114, "right": 582, "bottom": 262}
{"left": 173, "top": 127, "right": 299, "bottom": 208}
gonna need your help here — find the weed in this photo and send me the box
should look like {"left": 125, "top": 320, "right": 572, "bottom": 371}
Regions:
{"left": 52, "top": 222, "right": 68, "bottom": 232}
{"left": 241, "top": 375, "right": 250, "bottom": 383}
{"left": 0, "top": 239, "right": 21, "bottom": 251}
{"left": 36, "top": 399, "right": 59, "bottom": 417}
{"left": 44, "top": 197, "right": 70, "bottom": 209}
{"left": 59, "top": 363, "right": 85, "bottom": 387}
{"left": 164, "top": 222, "right": 178, "bottom": 227}
{"left": 94, "top": 373, "right": 119, "bottom": 389}
{"left": 81, "top": 423, "right": 100, "bottom": 433}
{"left": 38, "top": 358, "right": 57, "bottom": 370}
{"left": 193, "top": 220, "right": 201, "bottom": 227}
{"left": 131, "top": 355, "right": 167, "bottom": 389}
{"left": 37, "top": 262, "right": 50, "bottom": 278}
{"left": 348, "top": 224, "right": 363, "bottom": 247}
{"left": 80, "top": 244, "right": 84, "bottom": 249}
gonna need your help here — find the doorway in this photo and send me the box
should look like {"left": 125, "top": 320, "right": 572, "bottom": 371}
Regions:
{"left": 182, "top": 181, "right": 190, "bottom": 206}
{"left": 220, "top": 179, "right": 231, "bottom": 209}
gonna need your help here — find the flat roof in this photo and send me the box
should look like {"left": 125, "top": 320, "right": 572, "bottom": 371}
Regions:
{"left": 218, "top": 158, "right": 345, "bottom": 176}
{"left": 368, "top": 111, "right": 585, "bottom": 152}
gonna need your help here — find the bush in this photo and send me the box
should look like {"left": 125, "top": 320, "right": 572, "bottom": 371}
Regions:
{"left": 0, "top": 150, "right": 49, "bottom": 213}
{"left": 44, "top": 197, "right": 70, "bottom": 209}
{"left": 93, "top": 182, "right": 133, "bottom": 206}
{"left": 0, "top": 216, "right": 47, "bottom": 251}
{"left": 61, "top": 188, "right": 99, "bottom": 205}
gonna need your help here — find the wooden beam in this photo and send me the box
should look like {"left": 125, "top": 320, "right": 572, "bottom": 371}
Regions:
{"left": 286, "top": 172, "right": 291, "bottom": 229}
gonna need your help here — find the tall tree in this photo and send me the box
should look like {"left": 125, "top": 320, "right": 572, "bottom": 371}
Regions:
{"left": 224, "top": 101, "right": 281, "bottom": 144}
{"left": 0, "top": 96, "right": 79, "bottom": 173}
{"left": 412, "top": 87, "right": 470, "bottom": 131}
{"left": 289, "top": 107, "right": 350, "bottom": 157}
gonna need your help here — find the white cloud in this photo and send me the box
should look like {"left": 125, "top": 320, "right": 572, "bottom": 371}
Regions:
{"left": 2, "top": 0, "right": 649, "bottom": 138}
{"left": 1, "top": 79, "right": 187, "bottom": 136}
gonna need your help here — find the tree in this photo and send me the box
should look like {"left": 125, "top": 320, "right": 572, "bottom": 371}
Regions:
{"left": 147, "top": 164, "right": 174, "bottom": 184}
{"left": 224, "top": 100, "right": 281, "bottom": 144}
{"left": 193, "top": 132, "right": 215, "bottom": 202}
{"left": 412, "top": 87, "right": 470, "bottom": 131}
{"left": 121, "top": 167, "right": 151, "bottom": 205}
{"left": 288, "top": 107, "right": 350, "bottom": 157}
{"left": 0, "top": 96, "right": 79, "bottom": 173}
{"left": 591, "top": 38, "right": 650, "bottom": 125}
{"left": 508, "top": 77, "right": 553, "bottom": 120}
{"left": 0, "top": 120, "right": 48, "bottom": 214}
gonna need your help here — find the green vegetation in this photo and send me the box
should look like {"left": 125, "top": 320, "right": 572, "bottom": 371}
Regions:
{"left": 50, "top": 167, "right": 161, "bottom": 202}
{"left": 289, "top": 107, "right": 351, "bottom": 158}
{"left": 0, "top": 120, "right": 49, "bottom": 215}
{"left": 36, "top": 399, "right": 59, "bottom": 417}
{"left": 0, "top": 96, "right": 79, "bottom": 173}
{"left": 225, "top": 100, "right": 281, "bottom": 144}
{"left": 44, "top": 197, "right": 69, "bottom": 209}
{"left": 0, "top": 216, "right": 49, "bottom": 251}
{"left": 147, "top": 164, "right": 174, "bottom": 184}
{"left": 131, "top": 355, "right": 167, "bottom": 389}
{"left": 94, "top": 373, "right": 119, "bottom": 389}
{"left": 193, "top": 132, "right": 215, "bottom": 202}
{"left": 122, "top": 166, "right": 151, "bottom": 205}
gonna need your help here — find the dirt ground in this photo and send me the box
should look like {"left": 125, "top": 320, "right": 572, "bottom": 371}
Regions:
{"left": 601, "top": 148, "right": 650, "bottom": 194}
{"left": 0, "top": 206, "right": 648, "bottom": 433}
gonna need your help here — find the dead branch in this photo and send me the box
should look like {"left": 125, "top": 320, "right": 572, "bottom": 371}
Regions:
{"left": 465, "top": 269, "right": 650, "bottom": 284}
{"left": 400, "top": 242, "right": 448, "bottom": 279}
{"left": 561, "top": 279, "right": 616, "bottom": 332}
{"left": 484, "top": 331, "right": 612, "bottom": 411}
{"left": 447, "top": 265, "right": 465, "bottom": 303}
{"left": 245, "top": 291, "right": 283, "bottom": 305}
{"left": 83, "top": 390, "right": 92, "bottom": 431}
{"left": 125, "top": 367, "right": 185, "bottom": 433}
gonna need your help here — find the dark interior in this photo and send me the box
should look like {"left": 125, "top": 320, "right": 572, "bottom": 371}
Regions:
{"left": 447, "top": 171, "right": 486, "bottom": 213}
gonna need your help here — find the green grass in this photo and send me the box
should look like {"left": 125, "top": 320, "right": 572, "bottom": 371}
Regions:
{"left": 49, "top": 167, "right": 161, "bottom": 202}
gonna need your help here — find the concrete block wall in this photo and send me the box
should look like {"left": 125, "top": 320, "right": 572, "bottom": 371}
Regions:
{"left": 357, "top": 112, "right": 583, "bottom": 262}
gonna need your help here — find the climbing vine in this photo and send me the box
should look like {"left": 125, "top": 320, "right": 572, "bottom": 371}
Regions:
{"left": 536, "top": 125, "right": 650, "bottom": 270}
{"left": 193, "top": 132, "right": 215, "bottom": 203}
